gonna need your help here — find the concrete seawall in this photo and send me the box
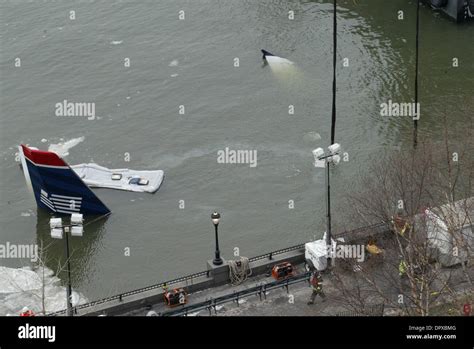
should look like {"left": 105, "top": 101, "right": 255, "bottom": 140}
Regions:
{"left": 77, "top": 248, "right": 306, "bottom": 316}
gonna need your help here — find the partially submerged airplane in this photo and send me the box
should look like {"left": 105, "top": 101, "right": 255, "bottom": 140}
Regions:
{"left": 261, "top": 49, "right": 294, "bottom": 66}
{"left": 18, "top": 144, "right": 164, "bottom": 216}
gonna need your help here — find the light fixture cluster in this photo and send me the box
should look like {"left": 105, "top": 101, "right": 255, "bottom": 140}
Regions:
{"left": 49, "top": 213, "right": 84, "bottom": 239}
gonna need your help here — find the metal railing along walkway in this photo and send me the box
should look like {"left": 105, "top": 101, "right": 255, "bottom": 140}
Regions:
{"left": 48, "top": 222, "right": 389, "bottom": 316}
{"left": 161, "top": 271, "right": 313, "bottom": 317}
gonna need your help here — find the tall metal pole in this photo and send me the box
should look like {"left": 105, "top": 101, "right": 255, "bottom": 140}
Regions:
{"left": 331, "top": 0, "right": 337, "bottom": 145}
{"left": 213, "top": 224, "right": 223, "bottom": 265}
{"left": 326, "top": 0, "right": 336, "bottom": 263}
{"left": 325, "top": 157, "right": 332, "bottom": 261}
{"left": 64, "top": 229, "right": 73, "bottom": 316}
{"left": 413, "top": 0, "right": 420, "bottom": 148}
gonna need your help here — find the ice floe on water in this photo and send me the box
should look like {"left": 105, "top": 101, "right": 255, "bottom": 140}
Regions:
{"left": 303, "top": 132, "right": 321, "bottom": 143}
{"left": 286, "top": 164, "right": 302, "bottom": 178}
{"left": 0, "top": 266, "right": 88, "bottom": 316}
{"left": 48, "top": 136, "right": 84, "bottom": 157}
{"left": 168, "top": 59, "right": 179, "bottom": 67}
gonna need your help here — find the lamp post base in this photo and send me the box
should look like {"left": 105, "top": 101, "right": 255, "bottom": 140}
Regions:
{"left": 212, "top": 257, "right": 223, "bottom": 266}
{"left": 207, "top": 258, "right": 228, "bottom": 286}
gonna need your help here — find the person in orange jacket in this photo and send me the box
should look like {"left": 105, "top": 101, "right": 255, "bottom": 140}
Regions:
{"left": 307, "top": 271, "right": 326, "bottom": 305}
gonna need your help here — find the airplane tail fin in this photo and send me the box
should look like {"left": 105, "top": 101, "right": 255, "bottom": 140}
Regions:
{"left": 19, "top": 144, "right": 111, "bottom": 216}
{"left": 261, "top": 49, "right": 275, "bottom": 59}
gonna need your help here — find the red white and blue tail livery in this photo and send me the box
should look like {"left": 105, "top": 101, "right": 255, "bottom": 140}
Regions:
{"left": 19, "top": 144, "right": 110, "bottom": 215}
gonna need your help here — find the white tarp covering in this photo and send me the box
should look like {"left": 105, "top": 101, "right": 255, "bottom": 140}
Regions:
{"left": 71, "top": 163, "right": 164, "bottom": 193}
{"left": 305, "top": 239, "right": 328, "bottom": 271}
{"left": 304, "top": 233, "right": 339, "bottom": 271}
{"left": 424, "top": 198, "right": 474, "bottom": 267}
